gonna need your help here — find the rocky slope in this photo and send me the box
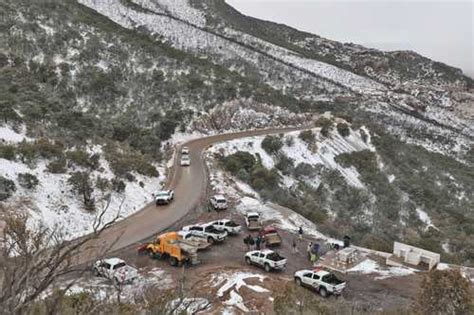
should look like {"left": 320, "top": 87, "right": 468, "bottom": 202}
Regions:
{"left": 1, "top": 0, "right": 473, "bottom": 266}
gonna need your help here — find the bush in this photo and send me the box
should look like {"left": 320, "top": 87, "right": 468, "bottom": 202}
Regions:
{"left": 17, "top": 173, "right": 39, "bottom": 189}
{"left": 250, "top": 166, "right": 280, "bottom": 191}
{"left": 223, "top": 151, "right": 256, "bottom": 175}
{"left": 336, "top": 123, "right": 350, "bottom": 137}
{"left": 67, "top": 150, "right": 100, "bottom": 170}
{"left": 105, "top": 146, "right": 158, "bottom": 178}
{"left": 275, "top": 154, "right": 294, "bottom": 175}
{"left": 416, "top": 269, "right": 472, "bottom": 315}
{"left": 0, "top": 144, "right": 16, "bottom": 160}
{"left": 284, "top": 135, "right": 294, "bottom": 147}
{"left": 298, "top": 130, "right": 315, "bottom": 144}
{"left": 0, "top": 176, "right": 16, "bottom": 200}
{"left": 314, "top": 117, "right": 333, "bottom": 129}
{"left": 47, "top": 158, "right": 67, "bottom": 174}
{"left": 236, "top": 169, "right": 250, "bottom": 182}
{"left": 261, "top": 135, "right": 283, "bottom": 155}
{"left": 294, "top": 162, "right": 316, "bottom": 178}
{"left": 112, "top": 178, "right": 126, "bottom": 193}
{"left": 68, "top": 172, "right": 94, "bottom": 210}
{"left": 321, "top": 125, "right": 331, "bottom": 137}
{"left": 95, "top": 176, "right": 110, "bottom": 192}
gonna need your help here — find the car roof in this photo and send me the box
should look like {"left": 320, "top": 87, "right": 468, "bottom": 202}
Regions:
{"left": 213, "top": 194, "right": 226, "bottom": 199}
{"left": 258, "top": 249, "right": 274, "bottom": 255}
{"left": 262, "top": 226, "right": 277, "bottom": 232}
{"left": 247, "top": 212, "right": 259, "bottom": 216}
{"left": 104, "top": 257, "right": 125, "bottom": 265}
{"left": 157, "top": 190, "right": 170, "bottom": 194}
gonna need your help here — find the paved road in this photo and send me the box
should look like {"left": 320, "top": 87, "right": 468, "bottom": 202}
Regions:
{"left": 78, "top": 126, "right": 307, "bottom": 264}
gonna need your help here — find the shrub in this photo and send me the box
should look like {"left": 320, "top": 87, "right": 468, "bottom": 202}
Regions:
{"left": 261, "top": 135, "right": 283, "bottom": 155}
{"left": 17, "top": 173, "right": 39, "bottom": 189}
{"left": 236, "top": 169, "right": 250, "bottom": 182}
{"left": 275, "top": 154, "right": 294, "bottom": 175}
{"left": 336, "top": 122, "right": 350, "bottom": 137}
{"left": 0, "top": 176, "right": 16, "bottom": 200}
{"left": 250, "top": 166, "right": 280, "bottom": 191}
{"left": 298, "top": 130, "right": 315, "bottom": 144}
{"left": 223, "top": 151, "right": 256, "bottom": 175}
{"left": 294, "top": 162, "right": 316, "bottom": 178}
{"left": 284, "top": 135, "right": 294, "bottom": 147}
{"left": 95, "top": 176, "right": 110, "bottom": 192}
{"left": 47, "top": 158, "right": 67, "bottom": 174}
{"left": 321, "top": 125, "right": 331, "bottom": 137}
{"left": 415, "top": 269, "right": 472, "bottom": 315}
{"left": 112, "top": 178, "right": 126, "bottom": 193}
{"left": 68, "top": 172, "right": 94, "bottom": 210}
{"left": 105, "top": 146, "right": 158, "bottom": 178}
{"left": 0, "top": 144, "right": 16, "bottom": 160}
{"left": 67, "top": 150, "right": 100, "bottom": 170}
{"left": 35, "top": 138, "right": 64, "bottom": 159}
{"left": 314, "top": 116, "right": 333, "bottom": 129}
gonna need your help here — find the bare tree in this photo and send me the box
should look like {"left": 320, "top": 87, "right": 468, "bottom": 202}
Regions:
{"left": 0, "top": 197, "right": 122, "bottom": 314}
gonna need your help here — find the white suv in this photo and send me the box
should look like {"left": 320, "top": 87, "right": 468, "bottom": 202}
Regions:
{"left": 209, "top": 195, "right": 228, "bottom": 211}
{"left": 182, "top": 223, "right": 228, "bottom": 244}
{"left": 294, "top": 269, "right": 346, "bottom": 297}
{"left": 245, "top": 250, "right": 286, "bottom": 272}
{"left": 93, "top": 258, "right": 138, "bottom": 285}
{"left": 211, "top": 219, "right": 241, "bottom": 234}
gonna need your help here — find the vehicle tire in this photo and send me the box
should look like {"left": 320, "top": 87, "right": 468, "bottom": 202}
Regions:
{"left": 295, "top": 277, "right": 302, "bottom": 286}
{"left": 207, "top": 237, "right": 215, "bottom": 244}
{"left": 169, "top": 256, "right": 179, "bottom": 267}
{"left": 319, "top": 287, "right": 328, "bottom": 298}
{"left": 148, "top": 250, "right": 155, "bottom": 259}
{"left": 245, "top": 257, "right": 251, "bottom": 265}
{"left": 92, "top": 268, "right": 100, "bottom": 277}
{"left": 264, "top": 263, "right": 271, "bottom": 272}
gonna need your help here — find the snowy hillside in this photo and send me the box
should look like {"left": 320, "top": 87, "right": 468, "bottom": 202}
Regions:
{"left": 0, "top": 127, "right": 165, "bottom": 239}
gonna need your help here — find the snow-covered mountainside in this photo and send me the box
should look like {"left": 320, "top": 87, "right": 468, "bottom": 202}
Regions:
{"left": 1, "top": 0, "right": 473, "bottom": 266}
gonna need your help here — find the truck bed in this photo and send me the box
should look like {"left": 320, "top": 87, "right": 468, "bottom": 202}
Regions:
{"left": 247, "top": 221, "right": 262, "bottom": 231}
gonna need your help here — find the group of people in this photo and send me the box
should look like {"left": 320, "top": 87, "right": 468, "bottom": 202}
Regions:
{"left": 243, "top": 234, "right": 263, "bottom": 250}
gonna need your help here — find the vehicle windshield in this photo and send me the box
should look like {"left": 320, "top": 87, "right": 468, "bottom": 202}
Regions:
{"left": 248, "top": 215, "right": 259, "bottom": 220}
{"left": 157, "top": 192, "right": 169, "bottom": 196}
{"left": 217, "top": 199, "right": 226, "bottom": 203}
{"left": 113, "top": 262, "right": 126, "bottom": 270}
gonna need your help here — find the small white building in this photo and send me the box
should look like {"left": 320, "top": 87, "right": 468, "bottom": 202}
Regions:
{"left": 387, "top": 241, "right": 440, "bottom": 270}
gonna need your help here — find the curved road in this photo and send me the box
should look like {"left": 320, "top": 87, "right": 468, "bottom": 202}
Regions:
{"left": 79, "top": 126, "right": 307, "bottom": 264}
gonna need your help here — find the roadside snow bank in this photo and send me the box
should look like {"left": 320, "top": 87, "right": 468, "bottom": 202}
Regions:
{"left": 348, "top": 258, "right": 416, "bottom": 280}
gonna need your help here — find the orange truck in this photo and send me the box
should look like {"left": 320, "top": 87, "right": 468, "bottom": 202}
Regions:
{"left": 137, "top": 232, "right": 201, "bottom": 266}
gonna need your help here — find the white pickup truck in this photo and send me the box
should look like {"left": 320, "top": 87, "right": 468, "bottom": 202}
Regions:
{"left": 294, "top": 269, "right": 346, "bottom": 297}
{"left": 182, "top": 223, "right": 228, "bottom": 244}
{"left": 245, "top": 212, "right": 262, "bottom": 231}
{"left": 245, "top": 250, "right": 287, "bottom": 272}
{"left": 209, "top": 195, "right": 228, "bottom": 211}
{"left": 155, "top": 190, "right": 174, "bottom": 205}
{"left": 93, "top": 258, "right": 138, "bottom": 286}
{"left": 210, "top": 219, "right": 241, "bottom": 234}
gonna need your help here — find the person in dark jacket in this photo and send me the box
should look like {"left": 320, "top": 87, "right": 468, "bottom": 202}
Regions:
{"left": 298, "top": 226, "right": 303, "bottom": 240}
{"left": 255, "top": 236, "right": 262, "bottom": 250}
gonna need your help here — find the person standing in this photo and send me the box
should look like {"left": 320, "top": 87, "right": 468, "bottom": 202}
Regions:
{"left": 292, "top": 239, "right": 298, "bottom": 253}
{"left": 298, "top": 226, "right": 303, "bottom": 240}
{"left": 255, "top": 235, "right": 262, "bottom": 250}
{"left": 307, "top": 242, "right": 313, "bottom": 260}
